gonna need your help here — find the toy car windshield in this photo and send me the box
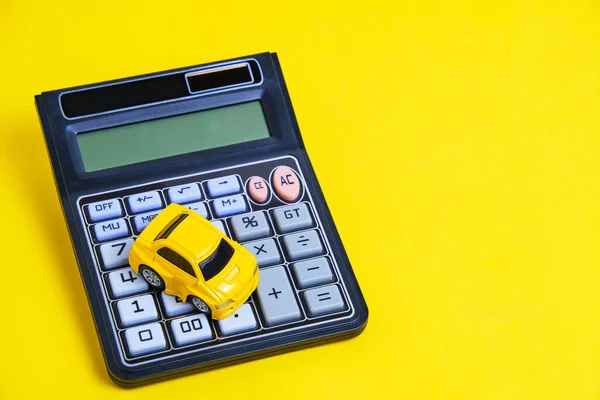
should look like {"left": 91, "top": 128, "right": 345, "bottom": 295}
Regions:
{"left": 200, "top": 239, "right": 234, "bottom": 280}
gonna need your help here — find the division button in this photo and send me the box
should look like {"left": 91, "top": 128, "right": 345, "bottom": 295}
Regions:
{"left": 272, "top": 203, "right": 313, "bottom": 233}
{"left": 93, "top": 218, "right": 129, "bottom": 242}
{"left": 98, "top": 238, "right": 134, "bottom": 269}
{"left": 87, "top": 198, "right": 122, "bottom": 222}
{"left": 230, "top": 211, "right": 270, "bottom": 242}
{"left": 216, "top": 303, "right": 258, "bottom": 336}
{"left": 160, "top": 292, "right": 195, "bottom": 317}
{"left": 132, "top": 209, "right": 162, "bottom": 234}
{"left": 185, "top": 201, "right": 209, "bottom": 219}
{"left": 167, "top": 183, "right": 202, "bottom": 204}
{"left": 206, "top": 175, "right": 241, "bottom": 198}
{"left": 272, "top": 166, "right": 302, "bottom": 202}
{"left": 116, "top": 294, "right": 159, "bottom": 327}
{"left": 212, "top": 194, "right": 247, "bottom": 217}
{"left": 282, "top": 230, "right": 323, "bottom": 261}
{"left": 302, "top": 284, "right": 345, "bottom": 317}
{"left": 170, "top": 314, "right": 213, "bottom": 346}
{"left": 255, "top": 266, "right": 302, "bottom": 326}
{"left": 292, "top": 257, "right": 334, "bottom": 288}
{"left": 124, "top": 322, "right": 167, "bottom": 357}
{"left": 127, "top": 191, "right": 163, "bottom": 214}
{"left": 242, "top": 238, "right": 281, "bottom": 267}
{"left": 108, "top": 267, "right": 149, "bottom": 298}
{"left": 247, "top": 176, "right": 270, "bottom": 204}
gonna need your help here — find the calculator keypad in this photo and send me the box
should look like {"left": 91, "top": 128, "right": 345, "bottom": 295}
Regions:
{"left": 78, "top": 157, "right": 353, "bottom": 365}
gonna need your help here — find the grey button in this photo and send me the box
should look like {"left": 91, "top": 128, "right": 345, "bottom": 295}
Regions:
{"left": 303, "top": 285, "right": 345, "bottom": 316}
{"left": 132, "top": 209, "right": 162, "bottom": 234}
{"left": 206, "top": 175, "right": 241, "bottom": 197}
{"left": 272, "top": 204, "right": 313, "bottom": 233}
{"left": 98, "top": 238, "right": 134, "bottom": 270}
{"left": 88, "top": 198, "right": 122, "bottom": 222}
{"left": 186, "top": 201, "right": 209, "bottom": 219}
{"left": 230, "top": 211, "right": 270, "bottom": 242}
{"left": 170, "top": 314, "right": 213, "bottom": 346}
{"left": 117, "top": 294, "right": 159, "bottom": 327}
{"left": 212, "top": 194, "right": 247, "bottom": 217}
{"left": 216, "top": 303, "right": 258, "bottom": 336}
{"left": 282, "top": 230, "right": 323, "bottom": 261}
{"left": 167, "top": 183, "right": 202, "bottom": 204}
{"left": 242, "top": 239, "right": 281, "bottom": 266}
{"left": 128, "top": 191, "right": 163, "bottom": 214}
{"left": 124, "top": 322, "right": 167, "bottom": 357}
{"left": 160, "top": 292, "right": 195, "bottom": 317}
{"left": 93, "top": 218, "right": 129, "bottom": 242}
{"left": 292, "top": 257, "right": 334, "bottom": 288}
{"left": 255, "top": 267, "right": 301, "bottom": 326}
{"left": 108, "top": 267, "right": 149, "bottom": 298}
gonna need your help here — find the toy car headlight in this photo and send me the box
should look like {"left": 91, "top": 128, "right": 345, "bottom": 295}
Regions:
{"left": 216, "top": 300, "right": 232, "bottom": 310}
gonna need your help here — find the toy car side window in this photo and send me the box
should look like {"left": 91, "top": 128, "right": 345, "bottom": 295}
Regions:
{"left": 157, "top": 247, "right": 196, "bottom": 278}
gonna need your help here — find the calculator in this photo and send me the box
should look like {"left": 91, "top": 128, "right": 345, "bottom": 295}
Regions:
{"left": 35, "top": 52, "right": 368, "bottom": 386}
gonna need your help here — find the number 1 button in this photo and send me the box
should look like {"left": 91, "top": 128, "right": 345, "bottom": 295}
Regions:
{"left": 117, "top": 294, "right": 158, "bottom": 327}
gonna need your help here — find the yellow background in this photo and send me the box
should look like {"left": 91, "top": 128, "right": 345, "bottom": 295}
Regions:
{"left": 1, "top": 0, "right": 599, "bottom": 398}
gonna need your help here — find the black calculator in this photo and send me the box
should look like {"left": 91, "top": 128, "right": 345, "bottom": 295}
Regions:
{"left": 35, "top": 52, "right": 368, "bottom": 386}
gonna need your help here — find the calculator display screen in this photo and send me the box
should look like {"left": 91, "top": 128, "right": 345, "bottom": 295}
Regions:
{"left": 76, "top": 101, "right": 270, "bottom": 172}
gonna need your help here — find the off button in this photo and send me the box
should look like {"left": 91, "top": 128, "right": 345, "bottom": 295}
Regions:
{"left": 87, "top": 198, "right": 123, "bottom": 222}
{"left": 272, "top": 166, "right": 302, "bottom": 202}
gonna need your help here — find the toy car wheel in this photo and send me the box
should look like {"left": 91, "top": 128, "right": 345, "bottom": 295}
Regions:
{"left": 139, "top": 266, "right": 165, "bottom": 290}
{"left": 189, "top": 296, "right": 211, "bottom": 315}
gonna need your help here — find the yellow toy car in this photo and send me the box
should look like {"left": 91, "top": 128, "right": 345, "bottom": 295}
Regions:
{"left": 128, "top": 203, "right": 260, "bottom": 320}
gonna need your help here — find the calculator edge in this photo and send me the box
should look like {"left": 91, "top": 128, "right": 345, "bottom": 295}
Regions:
{"left": 35, "top": 94, "right": 128, "bottom": 381}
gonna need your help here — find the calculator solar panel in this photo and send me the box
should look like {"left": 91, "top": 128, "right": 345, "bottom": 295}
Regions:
{"left": 35, "top": 52, "right": 368, "bottom": 385}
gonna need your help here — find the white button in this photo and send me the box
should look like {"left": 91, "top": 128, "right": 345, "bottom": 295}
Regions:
{"left": 186, "top": 201, "right": 209, "bottom": 219}
{"left": 93, "top": 218, "right": 129, "bottom": 242}
{"left": 108, "top": 268, "right": 149, "bottom": 298}
{"left": 98, "top": 238, "right": 134, "bottom": 270}
{"left": 212, "top": 194, "right": 247, "bottom": 217}
{"left": 167, "top": 183, "right": 202, "bottom": 204}
{"left": 127, "top": 191, "right": 162, "bottom": 214}
{"left": 170, "top": 314, "right": 213, "bottom": 346}
{"left": 206, "top": 175, "right": 240, "bottom": 197}
{"left": 160, "top": 292, "right": 195, "bottom": 317}
{"left": 133, "top": 210, "right": 162, "bottom": 233}
{"left": 117, "top": 294, "right": 159, "bottom": 327}
{"left": 211, "top": 220, "right": 227, "bottom": 234}
{"left": 124, "top": 323, "right": 167, "bottom": 357}
{"left": 88, "top": 199, "right": 122, "bottom": 222}
{"left": 216, "top": 303, "right": 258, "bottom": 336}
